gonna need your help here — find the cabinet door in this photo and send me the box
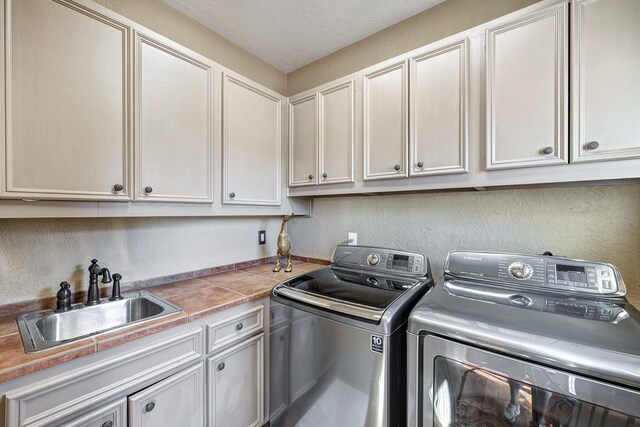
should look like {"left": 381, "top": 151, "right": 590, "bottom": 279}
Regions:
{"left": 571, "top": 0, "right": 640, "bottom": 163}
{"left": 4, "top": 0, "right": 130, "bottom": 200}
{"left": 62, "top": 398, "right": 127, "bottom": 427}
{"left": 410, "top": 40, "right": 468, "bottom": 176}
{"left": 223, "top": 74, "right": 281, "bottom": 205}
{"left": 135, "top": 33, "right": 213, "bottom": 203}
{"left": 319, "top": 80, "right": 355, "bottom": 184}
{"left": 208, "top": 333, "right": 264, "bottom": 427}
{"left": 363, "top": 61, "right": 408, "bottom": 180}
{"left": 129, "top": 363, "right": 204, "bottom": 427}
{"left": 486, "top": 4, "right": 568, "bottom": 170}
{"left": 289, "top": 94, "right": 317, "bottom": 187}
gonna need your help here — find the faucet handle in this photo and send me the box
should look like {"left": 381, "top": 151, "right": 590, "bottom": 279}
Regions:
{"left": 89, "top": 259, "right": 100, "bottom": 273}
{"left": 55, "top": 281, "right": 73, "bottom": 312}
{"left": 109, "top": 273, "right": 123, "bottom": 301}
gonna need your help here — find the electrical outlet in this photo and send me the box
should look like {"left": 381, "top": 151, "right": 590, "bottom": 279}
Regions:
{"left": 347, "top": 232, "right": 357, "bottom": 246}
{"left": 258, "top": 230, "right": 266, "bottom": 245}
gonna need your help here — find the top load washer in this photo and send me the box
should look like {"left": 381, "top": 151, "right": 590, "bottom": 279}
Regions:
{"left": 270, "top": 245, "right": 432, "bottom": 427}
{"left": 408, "top": 250, "right": 640, "bottom": 427}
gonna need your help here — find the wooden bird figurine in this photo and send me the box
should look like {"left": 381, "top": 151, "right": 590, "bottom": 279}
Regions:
{"left": 274, "top": 213, "right": 294, "bottom": 272}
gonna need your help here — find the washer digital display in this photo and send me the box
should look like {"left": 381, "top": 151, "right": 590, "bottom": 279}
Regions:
{"left": 392, "top": 255, "right": 409, "bottom": 269}
{"left": 556, "top": 264, "right": 587, "bottom": 284}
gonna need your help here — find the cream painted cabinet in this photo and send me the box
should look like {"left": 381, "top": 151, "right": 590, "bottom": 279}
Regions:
{"left": 319, "top": 80, "right": 355, "bottom": 184}
{"left": 289, "top": 79, "right": 355, "bottom": 187}
{"left": 363, "top": 61, "right": 408, "bottom": 180}
{"left": 135, "top": 33, "right": 213, "bottom": 203}
{"left": 128, "top": 363, "right": 205, "bottom": 427}
{"left": 223, "top": 74, "right": 281, "bottom": 205}
{"left": 289, "top": 95, "right": 318, "bottom": 187}
{"left": 409, "top": 39, "right": 468, "bottom": 176}
{"left": 62, "top": 398, "right": 127, "bottom": 427}
{"left": 207, "top": 333, "right": 264, "bottom": 427}
{"left": 485, "top": 3, "right": 568, "bottom": 170}
{"left": 3, "top": 0, "right": 130, "bottom": 200}
{"left": 571, "top": 0, "right": 640, "bottom": 163}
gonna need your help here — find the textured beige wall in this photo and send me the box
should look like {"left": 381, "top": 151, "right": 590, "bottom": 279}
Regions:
{"left": 288, "top": 184, "right": 640, "bottom": 306}
{"left": 0, "top": 217, "right": 282, "bottom": 305}
{"left": 287, "top": 0, "right": 540, "bottom": 94}
{"left": 92, "top": 0, "right": 287, "bottom": 94}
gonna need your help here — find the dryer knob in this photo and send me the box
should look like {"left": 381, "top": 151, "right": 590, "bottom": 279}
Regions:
{"left": 367, "top": 253, "right": 380, "bottom": 266}
{"left": 508, "top": 262, "right": 534, "bottom": 280}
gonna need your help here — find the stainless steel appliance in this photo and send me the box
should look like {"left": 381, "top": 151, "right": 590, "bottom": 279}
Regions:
{"left": 408, "top": 251, "right": 640, "bottom": 427}
{"left": 269, "top": 245, "right": 432, "bottom": 427}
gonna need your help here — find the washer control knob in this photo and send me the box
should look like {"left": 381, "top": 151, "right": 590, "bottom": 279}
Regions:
{"left": 508, "top": 262, "right": 534, "bottom": 280}
{"left": 367, "top": 253, "right": 380, "bottom": 266}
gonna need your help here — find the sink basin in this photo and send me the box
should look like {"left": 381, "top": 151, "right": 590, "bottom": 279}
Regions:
{"left": 17, "top": 291, "right": 181, "bottom": 353}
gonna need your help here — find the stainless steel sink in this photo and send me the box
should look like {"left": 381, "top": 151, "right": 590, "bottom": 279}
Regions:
{"left": 17, "top": 291, "right": 181, "bottom": 353}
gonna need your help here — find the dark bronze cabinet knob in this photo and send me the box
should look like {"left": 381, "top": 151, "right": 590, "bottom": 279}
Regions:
{"left": 229, "top": 192, "right": 236, "bottom": 198}
{"left": 417, "top": 161, "right": 424, "bottom": 168}
{"left": 585, "top": 141, "right": 600, "bottom": 150}
{"left": 144, "top": 186, "right": 153, "bottom": 194}
{"left": 394, "top": 164, "right": 401, "bottom": 171}
{"left": 113, "top": 184, "right": 123, "bottom": 192}
{"left": 308, "top": 174, "right": 313, "bottom": 180}
{"left": 322, "top": 173, "right": 328, "bottom": 178}
{"left": 236, "top": 322, "right": 243, "bottom": 331}
{"left": 102, "top": 422, "right": 113, "bottom": 427}
{"left": 144, "top": 402, "right": 155, "bottom": 412}
{"left": 218, "top": 362, "right": 225, "bottom": 371}
{"left": 542, "top": 147, "right": 553, "bottom": 155}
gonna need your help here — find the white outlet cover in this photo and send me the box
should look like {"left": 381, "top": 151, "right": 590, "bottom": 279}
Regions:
{"left": 348, "top": 232, "right": 358, "bottom": 246}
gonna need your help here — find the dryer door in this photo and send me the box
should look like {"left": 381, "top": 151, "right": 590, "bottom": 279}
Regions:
{"left": 415, "top": 335, "right": 640, "bottom": 427}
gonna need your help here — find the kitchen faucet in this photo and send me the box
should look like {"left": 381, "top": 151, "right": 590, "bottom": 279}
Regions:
{"left": 86, "top": 259, "right": 112, "bottom": 306}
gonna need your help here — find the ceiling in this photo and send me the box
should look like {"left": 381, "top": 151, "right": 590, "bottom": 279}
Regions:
{"left": 162, "top": 0, "right": 444, "bottom": 73}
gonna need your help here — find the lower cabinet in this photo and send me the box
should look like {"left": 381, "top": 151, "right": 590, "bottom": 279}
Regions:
{"left": 207, "top": 333, "right": 264, "bottom": 427}
{"left": 62, "top": 398, "right": 127, "bottom": 427}
{"left": 129, "top": 363, "right": 204, "bottom": 427}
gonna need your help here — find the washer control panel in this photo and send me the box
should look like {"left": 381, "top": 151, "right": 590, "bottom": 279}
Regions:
{"left": 332, "top": 245, "right": 429, "bottom": 277}
{"left": 445, "top": 251, "right": 626, "bottom": 297}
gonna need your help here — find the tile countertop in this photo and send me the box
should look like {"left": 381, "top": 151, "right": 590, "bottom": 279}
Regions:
{"left": 0, "top": 260, "right": 325, "bottom": 384}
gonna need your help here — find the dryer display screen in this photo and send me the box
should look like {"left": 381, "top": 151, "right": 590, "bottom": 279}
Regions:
{"left": 392, "top": 255, "right": 409, "bottom": 268}
{"left": 556, "top": 264, "right": 587, "bottom": 283}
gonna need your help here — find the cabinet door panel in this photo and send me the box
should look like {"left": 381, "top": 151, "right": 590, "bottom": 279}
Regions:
{"left": 208, "top": 333, "right": 264, "bottom": 427}
{"left": 6, "top": 0, "right": 129, "bottom": 199}
{"left": 410, "top": 40, "right": 468, "bottom": 176}
{"left": 572, "top": 0, "right": 640, "bottom": 163}
{"left": 223, "top": 75, "right": 281, "bottom": 205}
{"left": 62, "top": 398, "right": 127, "bottom": 427}
{"left": 129, "top": 363, "right": 204, "bottom": 427}
{"left": 319, "top": 80, "right": 355, "bottom": 184}
{"left": 136, "top": 34, "right": 213, "bottom": 202}
{"left": 486, "top": 4, "right": 568, "bottom": 170}
{"left": 289, "top": 95, "right": 317, "bottom": 187}
{"left": 363, "top": 61, "right": 408, "bottom": 180}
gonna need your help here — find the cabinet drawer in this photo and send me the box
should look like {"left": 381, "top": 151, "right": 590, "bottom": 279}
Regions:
{"left": 61, "top": 398, "right": 127, "bottom": 427}
{"left": 206, "top": 305, "right": 264, "bottom": 353}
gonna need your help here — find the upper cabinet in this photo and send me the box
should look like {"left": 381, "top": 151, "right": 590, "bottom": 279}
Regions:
{"left": 571, "top": 0, "right": 640, "bottom": 163}
{"left": 4, "top": 0, "right": 131, "bottom": 200}
{"left": 485, "top": 3, "right": 568, "bottom": 170}
{"left": 223, "top": 74, "right": 282, "bottom": 206}
{"left": 288, "top": 79, "right": 355, "bottom": 187}
{"left": 409, "top": 39, "right": 469, "bottom": 177}
{"left": 134, "top": 33, "right": 213, "bottom": 203}
{"left": 289, "top": 94, "right": 318, "bottom": 187}
{"left": 363, "top": 61, "right": 408, "bottom": 180}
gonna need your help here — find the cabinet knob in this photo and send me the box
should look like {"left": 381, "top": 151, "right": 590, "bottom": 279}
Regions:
{"left": 144, "top": 186, "right": 153, "bottom": 194}
{"left": 236, "top": 322, "right": 244, "bottom": 331}
{"left": 542, "top": 147, "right": 553, "bottom": 155}
{"left": 394, "top": 164, "right": 401, "bottom": 171}
{"left": 113, "top": 184, "right": 123, "bottom": 192}
{"left": 585, "top": 141, "right": 600, "bottom": 150}
{"left": 417, "top": 161, "right": 424, "bottom": 168}
{"left": 218, "top": 362, "right": 225, "bottom": 371}
{"left": 322, "top": 173, "right": 328, "bottom": 179}
{"left": 144, "top": 402, "right": 155, "bottom": 413}
{"left": 229, "top": 192, "right": 236, "bottom": 198}
{"left": 308, "top": 174, "right": 313, "bottom": 180}
{"left": 102, "top": 422, "right": 113, "bottom": 427}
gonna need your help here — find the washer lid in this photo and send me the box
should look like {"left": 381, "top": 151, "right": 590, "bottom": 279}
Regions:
{"left": 408, "top": 279, "right": 640, "bottom": 388}
{"left": 273, "top": 266, "right": 424, "bottom": 322}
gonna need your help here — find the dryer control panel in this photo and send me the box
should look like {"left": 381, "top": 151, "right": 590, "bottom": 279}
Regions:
{"left": 445, "top": 251, "right": 626, "bottom": 297}
{"left": 331, "top": 245, "right": 430, "bottom": 277}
